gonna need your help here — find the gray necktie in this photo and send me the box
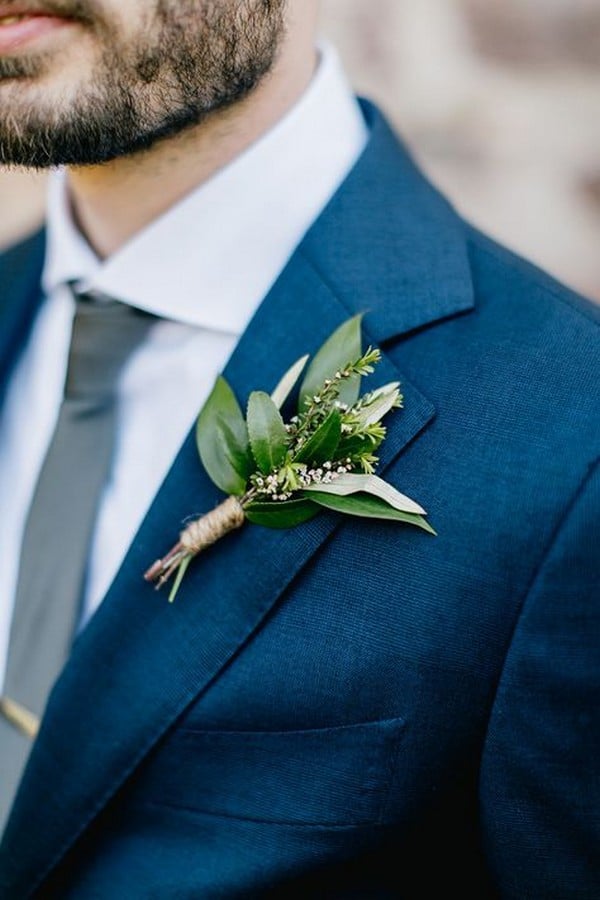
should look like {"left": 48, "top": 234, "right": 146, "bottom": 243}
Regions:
{"left": 0, "top": 289, "right": 154, "bottom": 829}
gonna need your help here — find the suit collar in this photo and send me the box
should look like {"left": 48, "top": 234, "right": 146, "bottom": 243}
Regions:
{"left": 302, "top": 99, "right": 475, "bottom": 340}
{"left": 0, "top": 103, "right": 473, "bottom": 896}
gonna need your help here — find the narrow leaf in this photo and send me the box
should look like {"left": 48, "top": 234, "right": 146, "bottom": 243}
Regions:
{"left": 196, "top": 376, "right": 252, "bottom": 495}
{"left": 337, "top": 433, "right": 384, "bottom": 457}
{"left": 303, "top": 473, "right": 426, "bottom": 515}
{"left": 245, "top": 499, "right": 319, "bottom": 529}
{"left": 353, "top": 382, "right": 402, "bottom": 427}
{"left": 247, "top": 391, "right": 289, "bottom": 475}
{"left": 294, "top": 409, "right": 342, "bottom": 465}
{"left": 167, "top": 555, "right": 192, "bottom": 604}
{"left": 271, "top": 355, "right": 309, "bottom": 410}
{"left": 303, "top": 490, "right": 436, "bottom": 534}
{"left": 298, "top": 314, "right": 363, "bottom": 411}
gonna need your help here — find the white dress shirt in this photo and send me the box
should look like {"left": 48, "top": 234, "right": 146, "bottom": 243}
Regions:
{"left": 0, "top": 44, "right": 368, "bottom": 689}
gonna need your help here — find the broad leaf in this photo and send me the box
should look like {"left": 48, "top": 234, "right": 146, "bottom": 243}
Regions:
{"left": 303, "top": 473, "right": 426, "bottom": 515}
{"left": 303, "top": 490, "right": 436, "bottom": 534}
{"left": 245, "top": 499, "right": 319, "bottom": 529}
{"left": 294, "top": 409, "right": 342, "bottom": 465}
{"left": 247, "top": 391, "right": 289, "bottom": 475}
{"left": 196, "top": 376, "right": 252, "bottom": 495}
{"left": 217, "top": 416, "right": 255, "bottom": 481}
{"left": 298, "top": 314, "right": 363, "bottom": 411}
{"left": 271, "top": 355, "right": 309, "bottom": 410}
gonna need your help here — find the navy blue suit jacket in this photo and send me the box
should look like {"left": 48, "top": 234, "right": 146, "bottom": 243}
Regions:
{"left": 0, "top": 102, "right": 598, "bottom": 898}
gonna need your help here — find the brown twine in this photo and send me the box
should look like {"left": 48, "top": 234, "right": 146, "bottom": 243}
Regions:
{"left": 179, "top": 496, "right": 245, "bottom": 555}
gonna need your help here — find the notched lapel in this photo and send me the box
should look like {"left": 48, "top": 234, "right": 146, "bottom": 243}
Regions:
{"left": 0, "top": 252, "right": 435, "bottom": 898}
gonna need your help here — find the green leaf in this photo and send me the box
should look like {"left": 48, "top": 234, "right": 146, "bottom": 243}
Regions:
{"left": 217, "top": 417, "right": 254, "bottom": 482}
{"left": 167, "top": 555, "right": 192, "bottom": 604}
{"left": 337, "top": 433, "right": 384, "bottom": 457}
{"left": 298, "top": 314, "right": 363, "bottom": 411}
{"left": 303, "top": 473, "right": 426, "bottom": 515}
{"left": 245, "top": 499, "right": 319, "bottom": 528}
{"left": 247, "top": 391, "right": 289, "bottom": 475}
{"left": 196, "top": 376, "right": 252, "bottom": 495}
{"left": 271, "top": 354, "right": 309, "bottom": 410}
{"left": 303, "top": 490, "right": 436, "bottom": 534}
{"left": 353, "top": 382, "right": 402, "bottom": 427}
{"left": 294, "top": 409, "right": 342, "bottom": 465}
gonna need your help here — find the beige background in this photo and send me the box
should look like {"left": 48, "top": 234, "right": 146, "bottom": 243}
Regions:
{"left": 1, "top": 0, "right": 599, "bottom": 301}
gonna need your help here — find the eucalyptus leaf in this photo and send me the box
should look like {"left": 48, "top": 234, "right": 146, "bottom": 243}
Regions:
{"left": 247, "top": 391, "right": 289, "bottom": 475}
{"left": 271, "top": 354, "right": 309, "bottom": 410}
{"left": 303, "top": 490, "right": 436, "bottom": 534}
{"left": 303, "top": 473, "right": 426, "bottom": 515}
{"left": 245, "top": 499, "right": 319, "bottom": 529}
{"left": 354, "top": 382, "right": 402, "bottom": 427}
{"left": 196, "top": 376, "right": 252, "bottom": 495}
{"left": 294, "top": 409, "right": 342, "bottom": 465}
{"left": 298, "top": 314, "right": 363, "bottom": 411}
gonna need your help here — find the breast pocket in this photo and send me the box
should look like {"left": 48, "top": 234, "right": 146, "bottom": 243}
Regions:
{"left": 129, "top": 716, "right": 406, "bottom": 828}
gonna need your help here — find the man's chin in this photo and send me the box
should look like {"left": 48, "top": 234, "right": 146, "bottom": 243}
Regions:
{"left": 0, "top": 89, "right": 88, "bottom": 168}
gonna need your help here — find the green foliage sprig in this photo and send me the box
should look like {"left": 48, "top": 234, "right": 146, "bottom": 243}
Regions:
{"left": 144, "top": 315, "right": 434, "bottom": 601}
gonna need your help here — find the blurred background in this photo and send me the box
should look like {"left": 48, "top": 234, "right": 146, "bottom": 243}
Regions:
{"left": 1, "top": 0, "right": 599, "bottom": 301}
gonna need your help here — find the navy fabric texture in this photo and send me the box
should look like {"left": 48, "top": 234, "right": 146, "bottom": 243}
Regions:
{"left": 0, "top": 102, "right": 597, "bottom": 898}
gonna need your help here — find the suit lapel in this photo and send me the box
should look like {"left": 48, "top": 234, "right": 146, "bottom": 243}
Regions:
{"left": 0, "top": 230, "right": 46, "bottom": 406}
{"left": 0, "top": 103, "right": 473, "bottom": 897}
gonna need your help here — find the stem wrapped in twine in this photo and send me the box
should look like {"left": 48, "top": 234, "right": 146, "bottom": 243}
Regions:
{"left": 180, "top": 496, "right": 245, "bottom": 555}
{"left": 144, "top": 496, "right": 245, "bottom": 597}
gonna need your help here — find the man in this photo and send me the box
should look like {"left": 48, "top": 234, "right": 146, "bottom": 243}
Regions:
{"left": 0, "top": 0, "right": 597, "bottom": 896}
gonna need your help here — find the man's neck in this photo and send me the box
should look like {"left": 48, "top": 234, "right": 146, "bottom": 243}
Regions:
{"left": 67, "top": 38, "right": 318, "bottom": 260}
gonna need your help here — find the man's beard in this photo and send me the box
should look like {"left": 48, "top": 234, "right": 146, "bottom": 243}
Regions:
{"left": 0, "top": 0, "right": 286, "bottom": 168}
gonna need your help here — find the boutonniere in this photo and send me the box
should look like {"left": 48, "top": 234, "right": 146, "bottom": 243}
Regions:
{"left": 145, "top": 315, "right": 435, "bottom": 601}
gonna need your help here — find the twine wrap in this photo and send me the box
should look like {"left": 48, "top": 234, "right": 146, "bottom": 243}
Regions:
{"left": 180, "top": 496, "right": 245, "bottom": 555}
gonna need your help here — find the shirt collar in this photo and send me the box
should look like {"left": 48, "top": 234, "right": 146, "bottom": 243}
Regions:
{"left": 42, "top": 42, "right": 368, "bottom": 336}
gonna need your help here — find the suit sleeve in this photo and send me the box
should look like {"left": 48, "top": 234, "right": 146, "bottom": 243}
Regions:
{"left": 480, "top": 457, "right": 600, "bottom": 900}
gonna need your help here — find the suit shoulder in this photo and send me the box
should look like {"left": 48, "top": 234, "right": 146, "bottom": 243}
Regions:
{"left": 420, "top": 220, "right": 600, "bottom": 467}
{"left": 464, "top": 223, "right": 600, "bottom": 333}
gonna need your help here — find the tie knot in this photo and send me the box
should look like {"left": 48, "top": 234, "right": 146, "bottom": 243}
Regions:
{"left": 64, "top": 290, "right": 155, "bottom": 403}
